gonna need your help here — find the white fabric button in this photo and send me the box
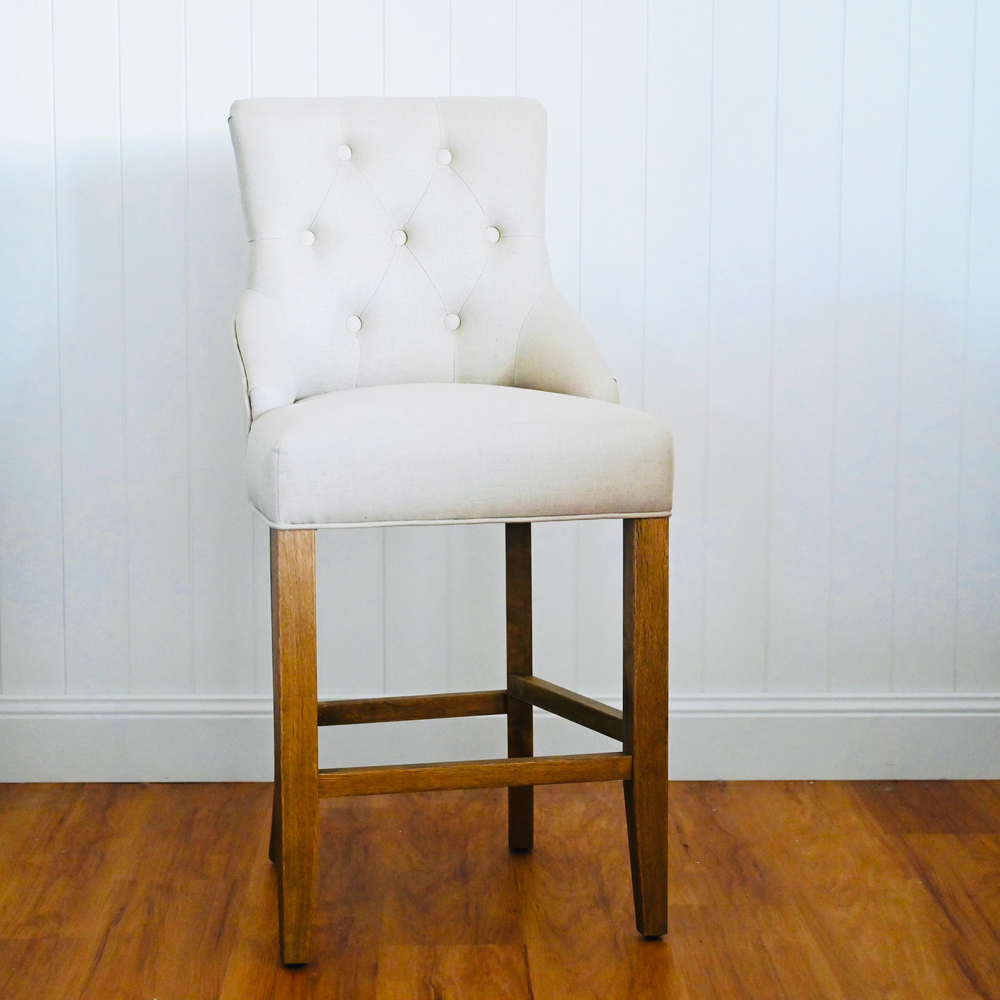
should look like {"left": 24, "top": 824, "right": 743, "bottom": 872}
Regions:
{"left": 436, "top": 148, "right": 453, "bottom": 165}
{"left": 345, "top": 315, "right": 362, "bottom": 333}
{"left": 444, "top": 313, "right": 461, "bottom": 331}
{"left": 298, "top": 230, "right": 315, "bottom": 246}
{"left": 336, "top": 144, "right": 352, "bottom": 161}
{"left": 391, "top": 229, "right": 407, "bottom": 246}
{"left": 486, "top": 226, "right": 501, "bottom": 243}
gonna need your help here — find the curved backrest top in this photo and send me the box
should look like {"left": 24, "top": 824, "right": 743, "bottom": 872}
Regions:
{"left": 231, "top": 96, "right": 622, "bottom": 419}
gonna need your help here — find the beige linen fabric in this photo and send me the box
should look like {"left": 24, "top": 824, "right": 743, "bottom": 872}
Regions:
{"left": 229, "top": 97, "right": 619, "bottom": 416}
{"left": 246, "top": 384, "right": 673, "bottom": 528}
{"left": 229, "top": 97, "right": 673, "bottom": 527}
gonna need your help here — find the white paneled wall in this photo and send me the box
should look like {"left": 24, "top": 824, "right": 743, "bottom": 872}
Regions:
{"left": 1, "top": 0, "right": 999, "bottom": 780}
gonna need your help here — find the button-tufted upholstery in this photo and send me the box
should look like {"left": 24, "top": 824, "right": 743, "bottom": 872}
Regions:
{"left": 230, "top": 97, "right": 618, "bottom": 416}
{"left": 229, "top": 97, "right": 673, "bottom": 528}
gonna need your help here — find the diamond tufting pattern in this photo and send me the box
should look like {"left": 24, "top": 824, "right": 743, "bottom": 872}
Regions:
{"left": 229, "top": 97, "right": 618, "bottom": 419}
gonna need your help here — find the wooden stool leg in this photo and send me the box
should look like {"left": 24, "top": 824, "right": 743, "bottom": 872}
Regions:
{"left": 622, "top": 517, "right": 669, "bottom": 937}
{"left": 270, "top": 527, "right": 319, "bottom": 965}
{"left": 505, "top": 522, "right": 533, "bottom": 851}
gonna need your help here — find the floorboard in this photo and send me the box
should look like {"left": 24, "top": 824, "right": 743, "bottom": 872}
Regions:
{"left": 0, "top": 780, "right": 998, "bottom": 998}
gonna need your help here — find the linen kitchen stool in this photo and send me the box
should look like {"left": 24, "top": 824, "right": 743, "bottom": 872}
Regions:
{"left": 229, "top": 96, "right": 673, "bottom": 965}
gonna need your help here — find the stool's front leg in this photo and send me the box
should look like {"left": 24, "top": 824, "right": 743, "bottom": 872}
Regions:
{"left": 270, "top": 527, "right": 319, "bottom": 965}
{"left": 623, "top": 517, "right": 669, "bottom": 937}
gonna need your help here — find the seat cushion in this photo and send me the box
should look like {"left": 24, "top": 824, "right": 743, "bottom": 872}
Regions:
{"left": 246, "top": 383, "right": 673, "bottom": 527}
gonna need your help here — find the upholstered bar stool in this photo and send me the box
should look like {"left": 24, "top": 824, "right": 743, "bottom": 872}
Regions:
{"left": 229, "top": 97, "right": 672, "bottom": 965}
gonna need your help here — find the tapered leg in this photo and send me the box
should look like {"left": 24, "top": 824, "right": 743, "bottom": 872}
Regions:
{"left": 505, "top": 522, "right": 533, "bottom": 851}
{"left": 622, "top": 517, "right": 669, "bottom": 937}
{"left": 270, "top": 528, "right": 319, "bottom": 965}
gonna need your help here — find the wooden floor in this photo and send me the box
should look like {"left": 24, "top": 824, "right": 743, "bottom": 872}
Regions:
{"left": 1, "top": 780, "right": 999, "bottom": 999}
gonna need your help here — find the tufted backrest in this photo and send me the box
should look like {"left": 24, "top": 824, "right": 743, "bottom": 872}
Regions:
{"left": 229, "top": 97, "right": 616, "bottom": 418}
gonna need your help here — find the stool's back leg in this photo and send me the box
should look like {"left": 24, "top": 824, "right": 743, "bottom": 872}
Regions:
{"left": 506, "top": 522, "right": 534, "bottom": 851}
{"left": 622, "top": 517, "right": 669, "bottom": 937}
{"left": 270, "top": 527, "right": 319, "bottom": 965}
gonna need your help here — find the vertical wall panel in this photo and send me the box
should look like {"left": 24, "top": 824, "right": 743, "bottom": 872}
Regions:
{"left": 186, "top": 0, "right": 256, "bottom": 694}
{"left": 0, "top": 0, "right": 64, "bottom": 694}
{"left": 643, "top": 0, "right": 714, "bottom": 693}
{"left": 251, "top": 0, "right": 317, "bottom": 98}
{"left": 318, "top": 0, "right": 384, "bottom": 97}
{"left": 575, "top": 0, "right": 647, "bottom": 697}
{"left": 1, "top": 1, "right": 998, "bottom": 717}
{"left": 766, "top": 0, "right": 844, "bottom": 691}
{"left": 575, "top": 520, "right": 623, "bottom": 696}
{"left": 516, "top": 1, "right": 583, "bottom": 691}
{"left": 579, "top": 0, "right": 647, "bottom": 407}
{"left": 530, "top": 523, "right": 578, "bottom": 690}
{"left": 384, "top": 0, "right": 450, "bottom": 97}
{"left": 451, "top": 0, "right": 515, "bottom": 96}
{"left": 318, "top": 1, "right": 386, "bottom": 700}
{"left": 384, "top": 526, "right": 450, "bottom": 695}
{"left": 829, "top": 0, "right": 910, "bottom": 693}
{"left": 892, "top": 0, "right": 976, "bottom": 691}
{"left": 957, "top": 0, "right": 1000, "bottom": 692}
{"left": 382, "top": 1, "right": 451, "bottom": 696}
{"left": 53, "top": 0, "right": 129, "bottom": 694}
{"left": 516, "top": 0, "right": 582, "bottom": 305}
{"left": 248, "top": 0, "right": 318, "bottom": 696}
{"left": 447, "top": 1, "right": 517, "bottom": 695}
{"left": 448, "top": 524, "right": 506, "bottom": 692}
{"left": 119, "top": 0, "right": 191, "bottom": 694}
{"left": 317, "top": 528, "right": 385, "bottom": 698}
{"left": 702, "top": 0, "right": 780, "bottom": 692}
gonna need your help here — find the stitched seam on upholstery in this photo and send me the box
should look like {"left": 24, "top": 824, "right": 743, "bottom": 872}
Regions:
{"left": 457, "top": 246, "right": 492, "bottom": 315}
{"left": 400, "top": 99, "right": 445, "bottom": 229}
{"left": 429, "top": 93, "right": 491, "bottom": 304}
{"left": 405, "top": 247, "right": 449, "bottom": 312}
{"left": 447, "top": 166, "right": 489, "bottom": 224}
{"left": 308, "top": 159, "right": 343, "bottom": 230}
{"left": 402, "top": 165, "right": 440, "bottom": 228}
{"left": 241, "top": 288, "right": 306, "bottom": 399}
{"left": 353, "top": 159, "right": 392, "bottom": 221}
{"left": 331, "top": 110, "right": 393, "bottom": 224}
{"left": 437, "top": 98, "right": 488, "bottom": 225}
{"left": 305, "top": 108, "right": 349, "bottom": 228}
{"left": 352, "top": 246, "right": 401, "bottom": 389}
{"left": 315, "top": 115, "right": 386, "bottom": 392}
{"left": 511, "top": 285, "right": 555, "bottom": 387}
{"left": 462, "top": 234, "right": 544, "bottom": 321}
{"left": 357, "top": 249, "right": 398, "bottom": 319}
{"left": 232, "top": 315, "right": 252, "bottom": 431}
{"left": 431, "top": 99, "right": 460, "bottom": 382}
{"left": 452, "top": 232, "right": 536, "bottom": 318}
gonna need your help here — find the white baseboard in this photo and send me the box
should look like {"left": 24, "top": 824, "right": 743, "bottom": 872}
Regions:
{"left": 2, "top": 693, "right": 1000, "bottom": 781}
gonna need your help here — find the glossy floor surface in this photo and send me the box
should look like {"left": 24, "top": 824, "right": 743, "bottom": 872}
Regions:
{"left": 1, "top": 779, "right": 998, "bottom": 998}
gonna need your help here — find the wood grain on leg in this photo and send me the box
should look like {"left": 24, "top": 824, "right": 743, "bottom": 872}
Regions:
{"left": 506, "top": 522, "right": 534, "bottom": 851}
{"left": 622, "top": 517, "right": 669, "bottom": 937}
{"left": 270, "top": 527, "right": 319, "bottom": 965}
{"left": 317, "top": 690, "right": 507, "bottom": 726}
